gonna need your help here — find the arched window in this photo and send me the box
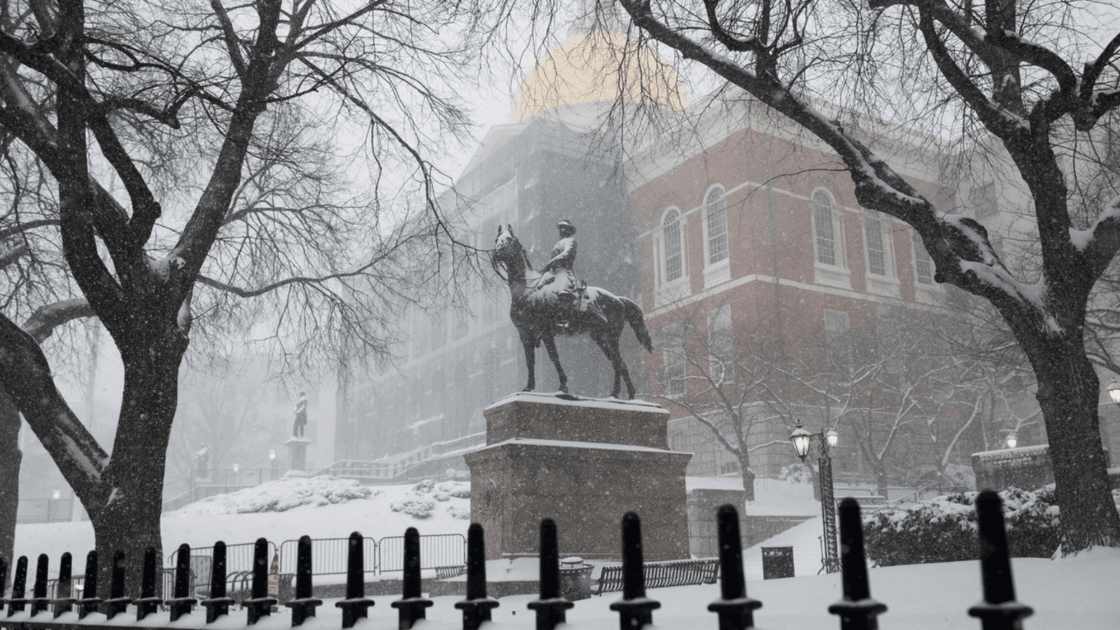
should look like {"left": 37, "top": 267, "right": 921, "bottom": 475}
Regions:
{"left": 811, "top": 190, "right": 843, "bottom": 267}
{"left": 662, "top": 209, "right": 684, "bottom": 283}
{"left": 704, "top": 186, "right": 728, "bottom": 265}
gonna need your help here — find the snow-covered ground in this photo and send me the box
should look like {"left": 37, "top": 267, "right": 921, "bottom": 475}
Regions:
{"left": 13, "top": 476, "right": 1120, "bottom": 629}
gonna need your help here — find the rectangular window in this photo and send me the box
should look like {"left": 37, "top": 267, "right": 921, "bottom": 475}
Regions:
{"left": 662, "top": 323, "right": 686, "bottom": 397}
{"left": 864, "top": 214, "right": 887, "bottom": 276}
{"left": 706, "top": 190, "right": 728, "bottom": 265}
{"left": 913, "top": 233, "right": 933, "bottom": 285}
{"left": 708, "top": 306, "right": 733, "bottom": 380}
{"left": 813, "top": 205, "right": 836, "bottom": 266}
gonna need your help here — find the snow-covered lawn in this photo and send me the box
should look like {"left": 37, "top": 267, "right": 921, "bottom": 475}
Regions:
{"left": 13, "top": 476, "right": 1120, "bottom": 629}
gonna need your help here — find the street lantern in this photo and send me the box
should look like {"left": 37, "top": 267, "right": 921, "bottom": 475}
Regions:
{"left": 51, "top": 488, "right": 60, "bottom": 500}
{"left": 1006, "top": 433, "right": 1018, "bottom": 449}
{"left": 826, "top": 429, "right": 839, "bottom": 447}
{"left": 1108, "top": 382, "right": 1120, "bottom": 405}
{"left": 269, "top": 449, "right": 276, "bottom": 462}
{"left": 790, "top": 425, "right": 812, "bottom": 459}
{"left": 788, "top": 421, "right": 840, "bottom": 574}
{"left": 232, "top": 463, "right": 240, "bottom": 473}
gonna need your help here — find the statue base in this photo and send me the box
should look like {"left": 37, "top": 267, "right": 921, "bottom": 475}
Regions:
{"left": 465, "top": 393, "right": 691, "bottom": 560}
{"left": 286, "top": 437, "right": 310, "bottom": 471}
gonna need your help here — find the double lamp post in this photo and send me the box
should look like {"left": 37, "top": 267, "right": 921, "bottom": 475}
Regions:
{"left": 789, "top": 421, "right": 841, "bottom": 574}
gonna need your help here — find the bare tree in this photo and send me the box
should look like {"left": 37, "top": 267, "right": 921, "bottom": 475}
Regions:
{"left": 0, "top": 0, "right": 515, "bottom": 590}
{"left": 646, "top": 306, "right": 793, "bottom": 500}
{"left": 615, "top": 0, "right": 1120, "bottom": 549}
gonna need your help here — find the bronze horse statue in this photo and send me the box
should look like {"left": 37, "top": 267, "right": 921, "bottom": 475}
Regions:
{"left": 491, "top": 225, "right": 652, "bottom": 399}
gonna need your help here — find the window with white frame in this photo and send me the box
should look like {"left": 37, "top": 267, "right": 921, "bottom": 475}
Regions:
{"left": 912, "top": 232, "right": 933, "bottom": 285}
{"left": 705, "top": 186, "right": 728, "bottom": 266}
{"left": 811, "top": 190, "right": 843, "bottom": 267}
{"left": 662, "top": 323, "right": 686, "bottom": 397}
{"left": 662, "top": 208, "right": 684, "bottom": 284}
{"left": 863, "top": 211, "right": 893, "bottom": 276}
{"left": 708, "top": 305, "right": 733, "bottom": 380}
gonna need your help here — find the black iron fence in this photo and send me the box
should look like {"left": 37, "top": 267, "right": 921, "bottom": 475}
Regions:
{"left": 0, "top": 490, "right": 1034, "bottom": 630}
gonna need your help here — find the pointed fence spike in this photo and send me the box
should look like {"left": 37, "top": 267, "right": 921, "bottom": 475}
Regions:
{"left": 8, "top": 556, "right": 28, "bottom": 616}
{"left": 77, "top": 551, "right": 100, "bottom": 619}
{"left": 8, "top": 556, "right": 27, "bottom": 616}
{"left": 297, "top": 536, "right": 314, "bottom": 599}
{"left": 540, "top": 519, "right": 561, "bottom": 599}
{"left": 336, "top": 532, "right": 374, "bottom": 628}
{"left": 285, "top": 535, "right": 323, "bottom": 626}
{"left": 455, "top": 523, "right": 499, "bottom": 630}
{"left": 136, "top": 547, "right": 162, "bottom": 621}
{"left": 528, "top": 518, "right": 574, "bottom": 630}
{"left": 52, "top": 552, "right": 74, "bottom": 618}
{"left": 0, "top": 557, "right": 7, "bottom": 615}
{"left": 967, "top": 490, "right": 1034, "bottom": 630}
{"left": 200, "top": 541, "right": 234, "bottom": 623}
{"left": 244, "top": 538, "right": 276, "bottom": 625}
{"left": 30, "top": 554, "right": 48, "bottom": 616}
{"left": 168, "top": 543, "right": 196, "bottom": 622}
{"left": 828, "top": 498, "right": 887, "bottom": 630}
{"left": 103, "top": 550, "right": 130, "bottom": 620}
{"left": 391, "top": 527, "right": 433, "bottom": 630}
{"left": 707, "top": 505, "right": 761, "bottom": 630}
{"left": 609, "top": 512, "right": 660, "bottom": 630}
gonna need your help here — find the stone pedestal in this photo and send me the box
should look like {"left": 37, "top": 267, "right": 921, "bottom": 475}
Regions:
{"left": 465, "top": 393, "right": 691, "bottom": 561}
{"left": 286, "top": 437, "right": 310, "bottom": 471}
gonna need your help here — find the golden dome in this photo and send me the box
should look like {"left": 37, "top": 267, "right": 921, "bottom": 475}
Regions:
{"left": 510, "top": 30, "right": 689, "bottom": 123}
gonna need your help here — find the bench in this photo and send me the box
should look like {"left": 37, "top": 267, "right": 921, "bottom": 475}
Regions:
{"left": 434, "top": 565, "right": 466, "bottom": 579}
{"left": 594, "top": 558, "right": 719, "bottom": 595}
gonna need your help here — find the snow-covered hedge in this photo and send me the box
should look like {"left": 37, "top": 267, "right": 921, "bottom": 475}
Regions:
{"left": 179, "top": 477, "right": 376, "bottom": 515}
{"left": 862, "top": 486, "right": 1061, "bottom": 567}
{"left": 389, "top": 479, "right": 470, "bottom": 519}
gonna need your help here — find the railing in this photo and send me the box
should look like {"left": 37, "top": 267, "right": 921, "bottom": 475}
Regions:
{"left": 0, "top": 490, "right": 1033, "bottom": 630}
{"left": 278, "top": 537, "right": 377, "bottom": 577}
{"left": 165, "top": 535, "right": 463, "bottom": 578}
{"left": 377, "top": 533, "right": 466, "bottom": 574}
{"left": 881, "top": 482, "right": 970, "bottom": 509}
{"left": 167, "top": 541, "right": 276, "bottom": 579}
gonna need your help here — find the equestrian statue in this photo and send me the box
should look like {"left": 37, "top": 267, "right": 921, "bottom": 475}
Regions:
{"left": 491, "top": 221, "right": 653, "bottom": 399}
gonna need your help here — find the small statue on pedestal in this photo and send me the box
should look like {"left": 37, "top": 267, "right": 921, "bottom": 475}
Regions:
{"left": 292, "top": 391, "right": 307, "bottom": 438}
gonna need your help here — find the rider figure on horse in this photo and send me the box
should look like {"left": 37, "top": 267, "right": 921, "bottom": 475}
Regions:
{"left": 542, "top": 220, "right": 607, "bottom": 326}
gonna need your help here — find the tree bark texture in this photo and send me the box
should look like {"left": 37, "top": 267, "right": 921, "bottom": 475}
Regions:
{"left": 0, "top": 389, "right": 21, "bottom": 590}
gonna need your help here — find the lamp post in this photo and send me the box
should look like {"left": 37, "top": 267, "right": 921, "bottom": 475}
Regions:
{"left": 269, "top": 449, "right": 278, "bottom": 481}
{"left": 48, "top": 488, "right": 60, "bottom": 523}
{"left": 1005, "top": 433, "right": 1018, "bottom": 449}
{"left": 1107, "top": 381, "right": 1120, "bottom": 405}
{"left": 790, "top": 421, "right": 840, "bottom": 574}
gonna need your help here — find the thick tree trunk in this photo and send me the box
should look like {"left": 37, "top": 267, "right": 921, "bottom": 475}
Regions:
{"left": 86, "top": 330, "right": 185, "bottom": 596}
{"left": 738, "top": 455, "right": 756, "bottom": 501}
{"left": 1022, "top": 333, "right": 1120, "bottom": 551}
{"left": 0, "top": 389, "right": 20, "bottom": 588}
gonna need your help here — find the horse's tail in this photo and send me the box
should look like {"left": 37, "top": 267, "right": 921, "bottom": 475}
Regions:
{"left": 622, "top": 297, "right": 654, "bottom": 353}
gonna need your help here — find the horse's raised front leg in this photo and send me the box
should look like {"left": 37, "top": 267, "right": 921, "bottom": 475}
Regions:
{"left": 542, "top": 335, "right": 568, "bottom": 393}
{"left": 521, "top": 334, "right": 537, "bottom": 392}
